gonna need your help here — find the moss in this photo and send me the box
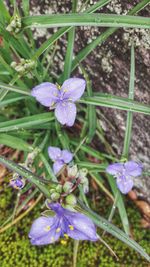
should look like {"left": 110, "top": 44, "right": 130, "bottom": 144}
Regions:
{"left": 0, "top": 188, "right": 149, "bottom": 267}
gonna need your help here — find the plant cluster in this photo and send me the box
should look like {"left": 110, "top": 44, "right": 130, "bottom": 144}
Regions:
{"left": 0, "top": 0, "right": 150, "bottom": 266}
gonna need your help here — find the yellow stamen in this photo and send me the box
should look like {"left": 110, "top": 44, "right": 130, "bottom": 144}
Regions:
{"left": 69, "top": 225, "right": 74, "bottom": 231}
{"left": 61, "top": 240, "right": 67, "bottom": 245}
{"left": 56, "top": 227, "right": 61, "bottom": 233}
{"left": 44, "top": 225, "right": 51, "bottom": 232}
{"left": 51, "top": 237, "right": 55, "bottom": 241}
{"left": 63, "top": 89, "right": 68, "bottom": 93}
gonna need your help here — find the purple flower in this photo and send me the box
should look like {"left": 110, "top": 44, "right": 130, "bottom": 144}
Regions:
{"left": 48, "top": 146, "right": 73, "bottom": 174}
{"left": 10, "top": 176, "right": 25, "bottom": 189}
{"left": 29, "top": 202, "right": 98, "bottom": 245}
{"left": 106, "top": 161, "right": 143, "bottom": 194}
{"left": 31, "top": 78, "right": 86, "bottom": 126}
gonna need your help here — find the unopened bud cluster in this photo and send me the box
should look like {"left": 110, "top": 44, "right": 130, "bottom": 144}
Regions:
{"left": 11, "top": 58, "right": 36, "bottom": 74}
{"left": 67, "top": 165, "right": 89, "bottom": 193}
{"left": 6, "top": 14, "right": 21, "bottom": 34}
{"left": 49, "top": 184, "right": 63, "bottom": 201}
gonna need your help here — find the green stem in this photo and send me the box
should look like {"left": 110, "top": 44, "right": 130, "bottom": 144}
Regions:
{"left": 73, "top": 240, "right": 79, "bottom": 267}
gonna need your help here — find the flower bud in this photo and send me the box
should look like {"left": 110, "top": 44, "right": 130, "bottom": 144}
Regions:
{"left": 83, "top": 183, "right": 89, "bottom": 194}
{"left": 82, "top": 177, "right": 89, "bottom": 194}
{"left": 10, "top": 176, "right": 25, "bottom": 190}
{"left": 55, "top": 184, "right": 63, "bottom": 193}
{"left": 63, "top": 181, "right": 73, "bottom": 193}
{"left": 79, "top": 168, "right": 88, "bottom": 178}
{"left": 49, "top": 188, "right": 56, "bottom": 194}
{"left": 6, "top": 14, "right": 21, "bottom": 34}
{"left": 11, "top": 61, "right": 17, "bottom": 68}
{"left": 50, "top": 192, "right": 60, "bottom": 201}
{"left": 66, "top": 194, "right": 77, "bottom": 206}
{"left": 67, "top": 165, "right": 78, "bottom": 177}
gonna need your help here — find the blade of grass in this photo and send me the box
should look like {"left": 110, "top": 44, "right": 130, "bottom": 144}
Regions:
{"left": 0, "top": 133, "right": 33, "bottom": 152}
{"left": 79, "top": 94, "right": 150, "bottom": 115}
{"left": 0, "top": 113, "right": 54, "bottom": 132}
{"left": 0, "top": 82, "right": 31, "bottom": 95}
{"left": 61, "top": 0, "right": 77, "bottom": 82}
{"left": 22, "top": 14, "right": 150, "bottom": 29}
{"left": 80, "top": 65, "right": 96, "bottom": 143}
{"left": 122, "top": 43, "right": 135, "bottom": 158}
{"left": 77, "top": 201, "right": 150, "bottom": 262}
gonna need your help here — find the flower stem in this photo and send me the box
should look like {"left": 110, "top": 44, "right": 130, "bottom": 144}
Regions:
{"left": 102, "top": 191, "right": 119, "bottom": 236}
{"left": 73, "top": 240, "right": 79, "bottom": 267}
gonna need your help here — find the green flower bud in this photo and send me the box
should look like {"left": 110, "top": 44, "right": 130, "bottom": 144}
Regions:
{"left": 15, "top": 65, "right": 24, "bottom": 73}
{"left": 50, "top": 192, "right": 60, "bottom": 201}
{"left": 11, "top": 61, "right": 17, "bottom": 68}
{"left": 79, "top": 168, "right": 88, "bottom": 178}
{"left": 81, "top": 177, "right": 89, "bottom": 193}
{"left": 55, "top": 184, "right": 63, "bottom": 193}
{"left": 67, "top": 165, "right": 78, "bottom": 177}
{"left": 66, "top": 194, "right": 77, "bottom": 206}
{"left": 63, "top": 181, "right": 73, "bottom": 193}
{"left": 79, "top": 176, "right": 88, "bottom": 184}
{"left": 49, "top": 188, "right": 56, "bottom": 194}
{"left": 6, "top": 14, "right": 21, "bottom": 34}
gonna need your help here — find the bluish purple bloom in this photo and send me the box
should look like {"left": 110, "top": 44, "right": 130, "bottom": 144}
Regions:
{"left": 48, "top": 146, "right": 73, "bottom": 174}
{"left": 106, "top": 161, "right": 143, "bottom": 194}
{"left": 10, "top": 176, "right": 25, "bottom": 189}
{"left": 29, "top": 202, "right": 98, "bottom": 245}
{"left": 31, "top": 78, "right": 86, "bottom": 126}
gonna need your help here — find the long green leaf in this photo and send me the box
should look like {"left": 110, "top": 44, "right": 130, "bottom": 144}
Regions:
{"left": 22, "top": 14, "right": 150, "bottom": 29}
{"left": 0, "top": 133, "right": 33, "bottom": 152}
{"left": 0, "top": 95, "right": 28, "bottom": 107}
{"left": 0, "top": 82, "right": 31, "bottom": 95}
{"left": 122, "top": 44, "right": 135, "bottom": 158}
{"left": 0, "top": 113, "right": 54, "bottom": 132}
{"left": 79, "top": 94, "right": 150, "bottom": 115}
{"left": 78, "top": 202, "right": 150, "bottom": 262}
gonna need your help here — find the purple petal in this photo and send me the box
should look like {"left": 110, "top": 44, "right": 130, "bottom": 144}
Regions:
{"left": 61, "top": 150, "right": 73, "bottom": 163}
{"left": 61, "top": 78, "right": 86, "bottom": 101}
{"left": 29, "top": 216, "right": 61, "bottom": 246}
{"left": 53, "top": 160, "right": 64, "bottom": 174}
{"left": 116, "top": 175, "right": 133, "bottom": 194}
{"left": 29, "top": 216, "right": 56, "bottom": 239}
{"left": 106, "top": 163, "right": 124, "bottom": 175}
{"left": 31, "top": 82, "right": 58, "bottom": 107}
{"left": 124, "top": 161, "right": 143, "bottom": 177}
{"left": 48, "top": 146, "right": 62, "bottom": 161}
{"left": 55, "top": 102, "right": 76, "bottom": 127}
{"left": 65, "top": 213, "right": 98, "bottom": 241}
